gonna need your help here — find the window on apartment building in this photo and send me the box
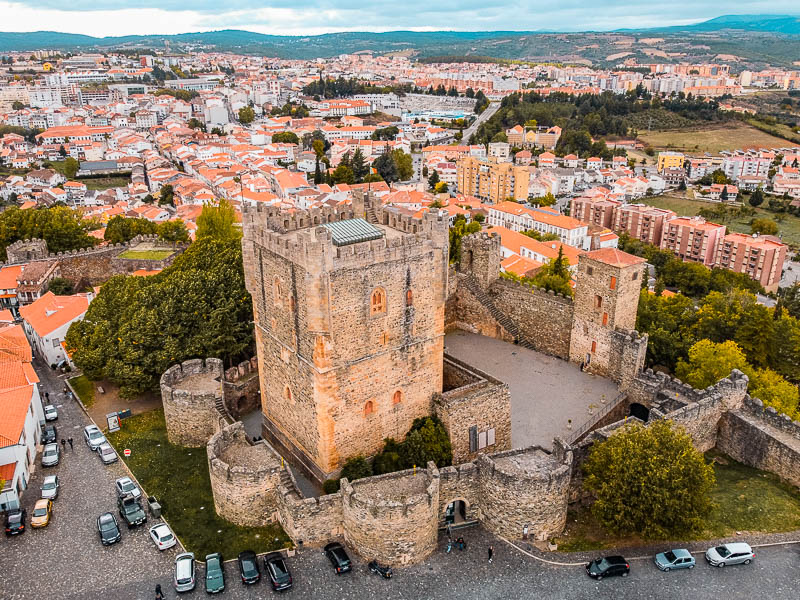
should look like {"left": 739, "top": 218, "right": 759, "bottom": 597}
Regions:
{"left": 602, "top": 312, "right": 609, "bottom": 326}
{"left": 370, "top": 288, "right": 386, "bottom": 315}
{"left": 591, "top": 341, "right": 597, "bottom": 353}
{"left": 594, "top": 295, "right": 602, "bottom": 309}
{"left": 52, "top": 338, "right": 60, "bottom": 348}
{"left": 609, "top": 276, "right": 617, "bottom": 290}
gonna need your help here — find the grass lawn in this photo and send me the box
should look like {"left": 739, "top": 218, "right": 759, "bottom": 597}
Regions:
{"left": 554, "top": 452, "right": 800, "bottom": 552}
{"left": 106, "top": 408, "right": 291, "bottom": 558}
{"left": 69, "top": 374, "right": 95, "bottom": 408}
{"left": 81, "top": 176, "right": 132, "bottom": 191}
{"left": 117, "top": 249, "right": 174, "bottom": 260}
{"left": 643, "top": 194, "right": 800, "bottom": 248}
{"left": 639, "top": 122, "right": 789, "bottom": 154}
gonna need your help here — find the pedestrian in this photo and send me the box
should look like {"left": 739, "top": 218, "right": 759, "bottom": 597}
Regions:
{"left": 68, "top": 437, "right": 73, "bottom": 451}
{"left": 45, "top": 392, "right": 49, "bottom": 401}
{"left": 60, "top": 439, "right": 66, "bottom": 452}
{"left": 488, "top": 545, "right": 494, "bottom": 564}
{"left": 155, "top": 584, "right": 164, "bottom": 600}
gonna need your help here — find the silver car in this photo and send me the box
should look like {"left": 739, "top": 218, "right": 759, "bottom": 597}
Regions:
{"left": 705, "top": 542, "right": 754, "bottom": 567}
{"left": 44, "top": 405, "right": 58, "bottom": 421}
{"left": 174, "top": 552, "right": 196, "bottom": 592}
{"left": 41, "top": 475, "right": 59, "bottom": 500}
{"left": 83, "top": 425, "right": 106, "bottom": 451}
{"left": 115, "top": 476, "right": 142, "bottom": 500}
{"left": 41, "top": 443, "right": 60, "bottom": 467}
{"left": 98, "top": 443, "right": 118, "bottom": 465}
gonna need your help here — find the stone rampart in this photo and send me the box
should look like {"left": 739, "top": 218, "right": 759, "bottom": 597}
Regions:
{"left": 341, "top": 463, "right": 440, "bottom": 565}
{"left": 160, "top": 358, "right": 224, "bottom": 447}
{"left": 207, "top": 422, "right": 284, "bottom": 526}
{"left": 222, "top": 356, "right": 261, "bottom": 418}
{"left": 438, "top": 462, "right": 480, "bottom": 525}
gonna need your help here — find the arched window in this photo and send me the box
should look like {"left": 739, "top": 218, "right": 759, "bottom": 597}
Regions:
{"left": 364, "top": 400, "right": 375, "bottom": 416}
{"left": 406, "top": 290, "right": 413, "bottom": 306}
{"left": 283, "top": 386, "right": 293, "bottom": 403}
{"left": 392, "top": 390, "right": 402, "bottom": 405}
{"left": 370, "top": 288, "right": 386, "bottom": 315}
{"left": 274, "top": 277, "right": 283, "bottom": 307}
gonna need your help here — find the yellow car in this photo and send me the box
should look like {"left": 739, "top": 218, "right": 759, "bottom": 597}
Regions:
{"left": 30, "top": 499, "right": 53, "bottom": 528}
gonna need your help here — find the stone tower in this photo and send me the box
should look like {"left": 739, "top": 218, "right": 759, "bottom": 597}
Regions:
{"left": 459, "top": 231, "right": 500, "bottom": 289}
{"left": 241, "top": 200, "right": 449, "bottom": 483}
{"left": 569, "top": 248, "right": 646, "bottom": 378}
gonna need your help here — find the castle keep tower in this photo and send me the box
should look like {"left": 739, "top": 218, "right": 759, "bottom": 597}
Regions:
{"left": 569, "top": 248, "right": 646, "bottom": 379}
{"left": 242, "top": 202, "right": 449, "bottom": 483}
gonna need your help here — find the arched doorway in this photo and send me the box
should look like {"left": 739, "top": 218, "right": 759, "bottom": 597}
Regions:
{"left": 445, "top": 499, "right": 468, "bottom": 525}
{"left": 629, "top": 402, "right": 650, "bottom": 422}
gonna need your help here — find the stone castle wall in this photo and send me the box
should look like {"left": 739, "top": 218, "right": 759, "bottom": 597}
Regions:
{"left": 161, "top": 358, "right": 225, "bottom": 447}
{"left": 222, "top": 357, "right": 261, "bottom": 418}
{"left": 276, "top": 486, "right": 344, "bottom": 547}
{"left": 435, "top": 355, "right": 512, "bottom": 463}
{"left": 341, "top": 464, "right": 440, "bottom": 565}
{"left": 207, "top": 422, "right": 284, "bottom": 526}
{"left": 438, "top": 462, "right": 481, "bottom": 525}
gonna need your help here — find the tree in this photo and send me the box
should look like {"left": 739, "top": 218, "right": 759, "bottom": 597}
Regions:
{"left": 778, "top": 283, "right": 800, "bottom": 320}
{"left": 350, "top": 148, "right": 368, "bottom": 182}
{"left": 237, "top": 106, "right": 255, "bottom": 124}
{"left": 157, "top": 219, "right": 189, "bottom": 243}
{"left": 11, "top": 101, "right": 25, "bottom": 110}
{"left": 750, "top": 218, "right": 778, "bottom": 236}
{"left": 158, "top": 184, "right": 174, "bottom": 206}
{"left": 399, "top": 416, "right": 452, "bottom": 469}
{"left": 340, "top": 456, "right": 372, "bottom": 481}
{"left": 530, "top": 246, "right": 573, "bottom": 297}
{"left": 676, "top": 339, "right": 748, "bottom": 389}
{"left": 47, "top": 277, "right": 74, "bottom": 295}
{"left": 271, "top": 131, "right": 299, "bottom": 144}
{"left": 465, "top": 87, "right": 475, "bottom": 98}
{"left": 434, "top": 182, "right": 449, "bottom": 194}
{"left": 104, "top": 216, "right": 158, "bottom": 244}
{"left": 331, "top": 164, "right": 355, "bottom": 185}
{"left": 530, "top": 192, "right": 557, "bottom": 207}
{"left": 187, "top": 118, "right": 203, "bottom": 130}
{"left": 391, "top": 149, "right": 413, "bottom": 181}
{"left": 584, "top": 420, "right": 715, "bottom": 538}
{"left": 749, "top": 188, "right": 764, "bottom": 207}
{"left": 58, "top": 145, "right": 66, "bottom": 158}
{"left": 427, "top": 169, "right": 440, "bottom": 190}
{"left": 62, "top": 157, "right": 79, "bottom": 179}
{"left": 0, "top": 206, "right": 98, "bottom": 261}
{"left": 196, "top": 199, "right": 241, "bottom": 242}
{"left": 313, "top": 159, "right": 322, "bottom": 185}
{"left": 373, "top": 152, "right": 399, "bottom": 183}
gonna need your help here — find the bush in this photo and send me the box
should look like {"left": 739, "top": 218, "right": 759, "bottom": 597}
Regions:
{"left": 372, "top": 438, "right": 404, "bottom": 475}
{"left": 340, "top": 456, "right": 372, "bottom": 481}
{"left": 399, "top": 416, "right": 452, "bottom": 469}
{"left": 322, "top": 479, "right": 340, "bottom": 494}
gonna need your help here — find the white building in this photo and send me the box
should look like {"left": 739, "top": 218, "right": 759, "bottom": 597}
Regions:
{"left": 19, "top": 292, "right": 91, "bottom": 367}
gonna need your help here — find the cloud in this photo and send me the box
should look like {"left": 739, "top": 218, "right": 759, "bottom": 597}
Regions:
{"left": 1, "top": 0, "right": 799, "bottom": 36}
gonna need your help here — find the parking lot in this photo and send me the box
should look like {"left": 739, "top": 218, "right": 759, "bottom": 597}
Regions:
{"left": 2, "top": 361, "right": 799, "bottom": 599}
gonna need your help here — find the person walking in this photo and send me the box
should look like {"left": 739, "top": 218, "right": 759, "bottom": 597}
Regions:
{"left": 488, "top": 545, "right": 494, "bottom": 564}
{"left": 45, "top": 392, "right": 49, "bottom": 401}
{"left": 68, "top": 437, "right": 74, "bottom": 451}
{"left": 60, "top": 439, "right": 66, "bottom": 453}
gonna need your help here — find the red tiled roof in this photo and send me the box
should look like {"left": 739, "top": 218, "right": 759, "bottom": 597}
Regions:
{"left": 582, "top": 248, "right": 645, "bottom": 267}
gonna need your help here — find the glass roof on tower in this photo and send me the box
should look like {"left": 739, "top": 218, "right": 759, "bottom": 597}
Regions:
{"left": 322, "top": 218, "right": 385, "bottom": 246}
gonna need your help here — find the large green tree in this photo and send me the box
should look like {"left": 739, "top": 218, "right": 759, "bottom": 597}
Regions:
{"left": 0, "top": 206, "right": 98, "bottom": 260}
{"left": 238, "top": 106, "right": 255, "bottom": 124}
{"left": 584, "top": 420, "right": 715, "bottom": 539}
{"left": 196, "top": 199, "right": 241, "bottom": 242}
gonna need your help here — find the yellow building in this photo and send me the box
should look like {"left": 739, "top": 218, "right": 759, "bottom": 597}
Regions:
{"left": 656, "top": 151, "right": 685, "bottom": 173}
{"left": 456, "top": 156, "right": 531, "bottom": 203}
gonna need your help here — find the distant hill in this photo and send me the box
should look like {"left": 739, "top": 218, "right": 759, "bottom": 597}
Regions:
{"left": 658, "top": 14, "right": 800, "bottom": 35}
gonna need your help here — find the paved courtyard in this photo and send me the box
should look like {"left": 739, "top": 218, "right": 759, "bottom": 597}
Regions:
{"left": 444, "top": 331, "right": 620, "bottom": 450}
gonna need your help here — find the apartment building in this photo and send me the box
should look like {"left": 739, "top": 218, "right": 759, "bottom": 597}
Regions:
{"left": 456, "top": 156, "right": 531, "bottom": 203}
{"left": 487, "top": 202, "right": 588, "bottom": 249}
{"left": 570, "top": 196, "right": 620, "bottom": 229}
{"left": 614, "top": 204, "right": 676, "bottom": 246}
{"left": 656, "top": 151, "right": 685, "bottom": 173}
{"left": 659, "top": 216, "right": 726, "bottom": 266}
{"left": 715, "top": 233, "right": 787, "bottom": 293}
{"left": 721, "top": 153, "right": 772, "bottom": 182}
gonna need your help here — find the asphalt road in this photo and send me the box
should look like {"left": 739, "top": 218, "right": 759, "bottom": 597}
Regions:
{"left": 462, "top": 102, "right": 500, "bottom": 143}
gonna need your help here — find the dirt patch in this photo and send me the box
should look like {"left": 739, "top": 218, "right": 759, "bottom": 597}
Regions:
{"left": 83, "top": 379, "right": 162, "bottom": 430}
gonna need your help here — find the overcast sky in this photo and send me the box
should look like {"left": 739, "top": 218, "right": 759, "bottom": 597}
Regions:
{"left": 0, "top": 1, "right": 797, "bottom": 37}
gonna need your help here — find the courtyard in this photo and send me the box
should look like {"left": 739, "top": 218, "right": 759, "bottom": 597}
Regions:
{"left": 444, "top": 331, "right": 620, "bottom": 450}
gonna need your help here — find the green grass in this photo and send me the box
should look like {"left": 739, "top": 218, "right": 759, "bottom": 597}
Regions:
{"left": 554, "top": 452, "right": 800, "bottom": 552}
{"left": 69, "top": 375, "right": 95, "bottom": 408}
{"left": 117, "top": 249, "right": 174, "bottom": 260}
{"left": 643, "top": 194, "right": 800, "bottom": 248}
{"left": 82, "top": 176, "right": 131, "bottom": 191}
{"left": 106, "top": 409, "right": 291, "bottom": 558}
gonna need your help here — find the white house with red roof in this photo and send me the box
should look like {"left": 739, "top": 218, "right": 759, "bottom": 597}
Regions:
{"left": 19, "top": 292, "right": 92, "bottom": 367}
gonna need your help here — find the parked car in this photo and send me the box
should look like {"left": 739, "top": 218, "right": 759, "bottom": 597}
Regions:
{"left": 705, "top": 543, "right": 754, "bottom": 567}
{"left": 83, "top": 425, "right": 106, "bottom": 451}
{"left": 264, "top": 552, "right": 292, "bottom": 591}
{"left": 41, "top": 442, "right": 60, "bottom": 467}
{"left": 115, "top": 476, "right": 142, "bottom": 500}
{"left": 117, "top": 494, "right": 147, "bottom": 528}
{"left": 40, "top": 475, "right": 59, "bottom": 500}
{"left": 174, "top": 552, "right": 196, "bottom": 593}
{"left": 42, "top": 425, "right": 58, "bottom": 444}
{"left": 368, "top": 560, "right": 393, "bottom": 579}
{"left": 4, "top": 508, "right": 26, "bottom": 536}
{"left": 97, "top": 512, "right": 121, "bottom": 545}
{"left": 30, "top": 499, "right": 53, "bottom": 528}
{"left": 586, "top": 555, "right": 630, "bottom": 580}
{"left": 205, "top": 553, "right": 225, "bottom": 594}
{"left": 149, "top": 523, "right": 177, "bottom": 551}
{"left": 324, "top": 542, "right": 352, "bottom": 574}
{"left": 97, "top": 443, "right": 118, "bottom": 465}
{"left": 44, "top": 405, "right": 58, "bottom": 421}
{"left": 237, "top": 550, "right": 261, "bottom": 584}
{"left": 655, "top": 549, "right": 696, "bottom": 571}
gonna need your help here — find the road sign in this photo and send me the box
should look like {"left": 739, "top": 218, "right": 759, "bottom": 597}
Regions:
{"left": 123, "top": 449, "right": 131, "bottom": 457}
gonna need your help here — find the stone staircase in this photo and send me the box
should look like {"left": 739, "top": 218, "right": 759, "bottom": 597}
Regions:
{"left": 214, "top": 396, "right": 233, "bottom": 425}
{"left": 365, "top": 205, "right": 378, "bottom": 224}
{"left": 462, "top": 275, "right": 535, "bottom": 350}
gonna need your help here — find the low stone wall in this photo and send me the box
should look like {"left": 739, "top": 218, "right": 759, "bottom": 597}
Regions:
{"left": 207, "top": 422, "right": 284, "bottom": 526}
{"left": 717, "top": 396, "right": 800, "bottom": 487}
{"left": 435, "top": 355, "right": 512, "bottom": 463}
{"left": 161, "top": 358, "right": 224, "bottom": 447}
{"left": 438, "top": 462, "right": 481, "bottom": 526}
{"left": 341, "top": 464, "right": 440, "bottom": 565}
{"left": 222, "top": 357, "right": 261, "bottom": 418}
{"left": 276, "top": 487, "right": 344, "bottom": 547}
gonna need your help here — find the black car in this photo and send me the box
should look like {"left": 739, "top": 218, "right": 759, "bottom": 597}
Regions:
{"left": 368, "top": 560, "right": 392, "bottom": 579}
{"left": 97, "top": 512, "right": 122, "bottom": 545}
{"left": 264, "top": 552, "right": 292, "bottom": 591}
{"left": 4, "top": 508, "right": 26, "bottom": 536}
{"left": 42, "top": 425, "right": 58, "bottom": 444}
{"left": 324, "top": 542, "right": 352, "bottom": 574}
{"left": 237, "top": 550, "right": 260, "bottom": 585}
{"left": 586, "top": 555, "right": 630, "bottom": 580}
{"left": 117, "top": 494, "right": 147, "bottom": 528}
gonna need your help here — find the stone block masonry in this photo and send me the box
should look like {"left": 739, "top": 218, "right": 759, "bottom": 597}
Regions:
{"left": 161, "top": 358, "right": 225, "bottom": 447}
